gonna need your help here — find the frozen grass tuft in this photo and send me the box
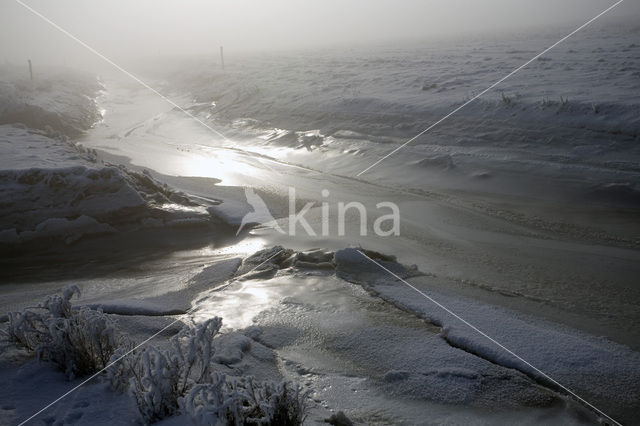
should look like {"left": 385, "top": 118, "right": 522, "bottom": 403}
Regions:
{"left": 3, "top": 288, "right": 308, "bottom": 424}
{"left": 4, "top": 285, "right": 123, "bottom": 379}
{"left": 108, "top": 318, "right": 223, "bottom": 422}
{"left": 38, "top": 307, "right": 120, "bottom": 379}
{"left": 500, "top": 92, "right": 513, "bottom": 106}
{"left": 109, "top": 317, "right": 308, "bottom": 424}
{"left": 182, "top": 375, "right": 308, "bottom": 426}
{"left": 539, "top": 96, "right": 572, "bottom": 111}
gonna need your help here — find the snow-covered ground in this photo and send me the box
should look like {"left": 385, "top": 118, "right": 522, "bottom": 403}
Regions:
{"left": 1, "top": 21, "right": 640, "bottom": 426}
{"left": 164, "top": 21, "right": 640, "bottom": 206}
{"left": 0, "top": 66, "right": 241, "bottom": 283}
{"left": 0, "top": 248, "right": 609, "bottom": 425}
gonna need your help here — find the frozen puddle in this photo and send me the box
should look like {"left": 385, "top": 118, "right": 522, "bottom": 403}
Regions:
{"left": 191, "top": 249, "right": 597, "bottom": 424}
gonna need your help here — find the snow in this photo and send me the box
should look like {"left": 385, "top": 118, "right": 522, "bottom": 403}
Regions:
{"left": 0, "top": 124, "right": 219, "bottom": 249}
{"left": 0, "top": 357, "right": 140, "bottom": 426}
{"left": 1, "top": 244, "right": 635, "bottom": 424}
{"left": 86, "top": 257, "right": 242, "bottom": 316}
{"left": 0, "top": 64, "right": 103, "bottom": 138}
{"left": 187, "top": 247, "right": 639, "bottom": 423}
{"left": 0, "top": 66, "right": 239, "bottom": 252}
{"left": 1, "top": 20, "right": 639, "bottom": 426}
{"left": 161, "top": 23, "right": 640, "bottom": 206}
{"left": 0, "top": 284, "right": 288, "bottom": 425}
{"left": 334, "top": 247, "right": 640, "bottom": 421}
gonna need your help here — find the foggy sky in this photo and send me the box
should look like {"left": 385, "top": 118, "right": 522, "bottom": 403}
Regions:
{"left": 1, "top": 0, "right": 637, "bottom": 69}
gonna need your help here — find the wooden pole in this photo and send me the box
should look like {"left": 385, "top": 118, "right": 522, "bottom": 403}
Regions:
{"left": 28, "top": 59, "right": 33, "bottom": 81}
{"left": 220, "top": 46, "right": 225, "bottom": 71}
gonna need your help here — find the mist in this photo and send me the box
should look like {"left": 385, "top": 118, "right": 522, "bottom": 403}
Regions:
{"left": 2, "top": 0, "right": 640, "bottom": 425}
{"left": 1, "top": 0, "right": 638, "bottom": 70}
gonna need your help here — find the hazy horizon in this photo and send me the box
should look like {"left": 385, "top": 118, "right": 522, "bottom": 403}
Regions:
{"left": 1, "top": 0, "right": 639, "bottom": 71}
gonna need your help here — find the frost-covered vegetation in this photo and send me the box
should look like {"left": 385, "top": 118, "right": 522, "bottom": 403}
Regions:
{"left": 109, "top": 317, "right": 222, "bottom": 422}
{"left": 2, "top": 287, "right": 308, "bottom": 424}
{"left": 109, "top": 317, "right": 308, "bottom": 424}
{"left": 183, "top": 375, "right": 307, "bottom": 426}
{"left": 4, "top": 285, "right": 121, "bottom": 379}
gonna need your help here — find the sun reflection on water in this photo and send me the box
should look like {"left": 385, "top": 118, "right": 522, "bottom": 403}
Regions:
{"left": 192, "top": 278, "right": 282, "bottom": 330}
{"left": 171, "top": 146, "right": 268, "bottom": 186}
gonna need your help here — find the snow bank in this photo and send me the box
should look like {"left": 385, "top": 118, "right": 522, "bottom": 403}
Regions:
{"left": 0, "top": 127, "right": 218, "bottom": 250}
{"left": 0, "top": 64, "right": 102, "bottom": 138}
{"left": 0, "top": 158, "right": 212, "bottom": 248}
{"left": 333, "top": 247, "right": 640, "bottom": 423}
